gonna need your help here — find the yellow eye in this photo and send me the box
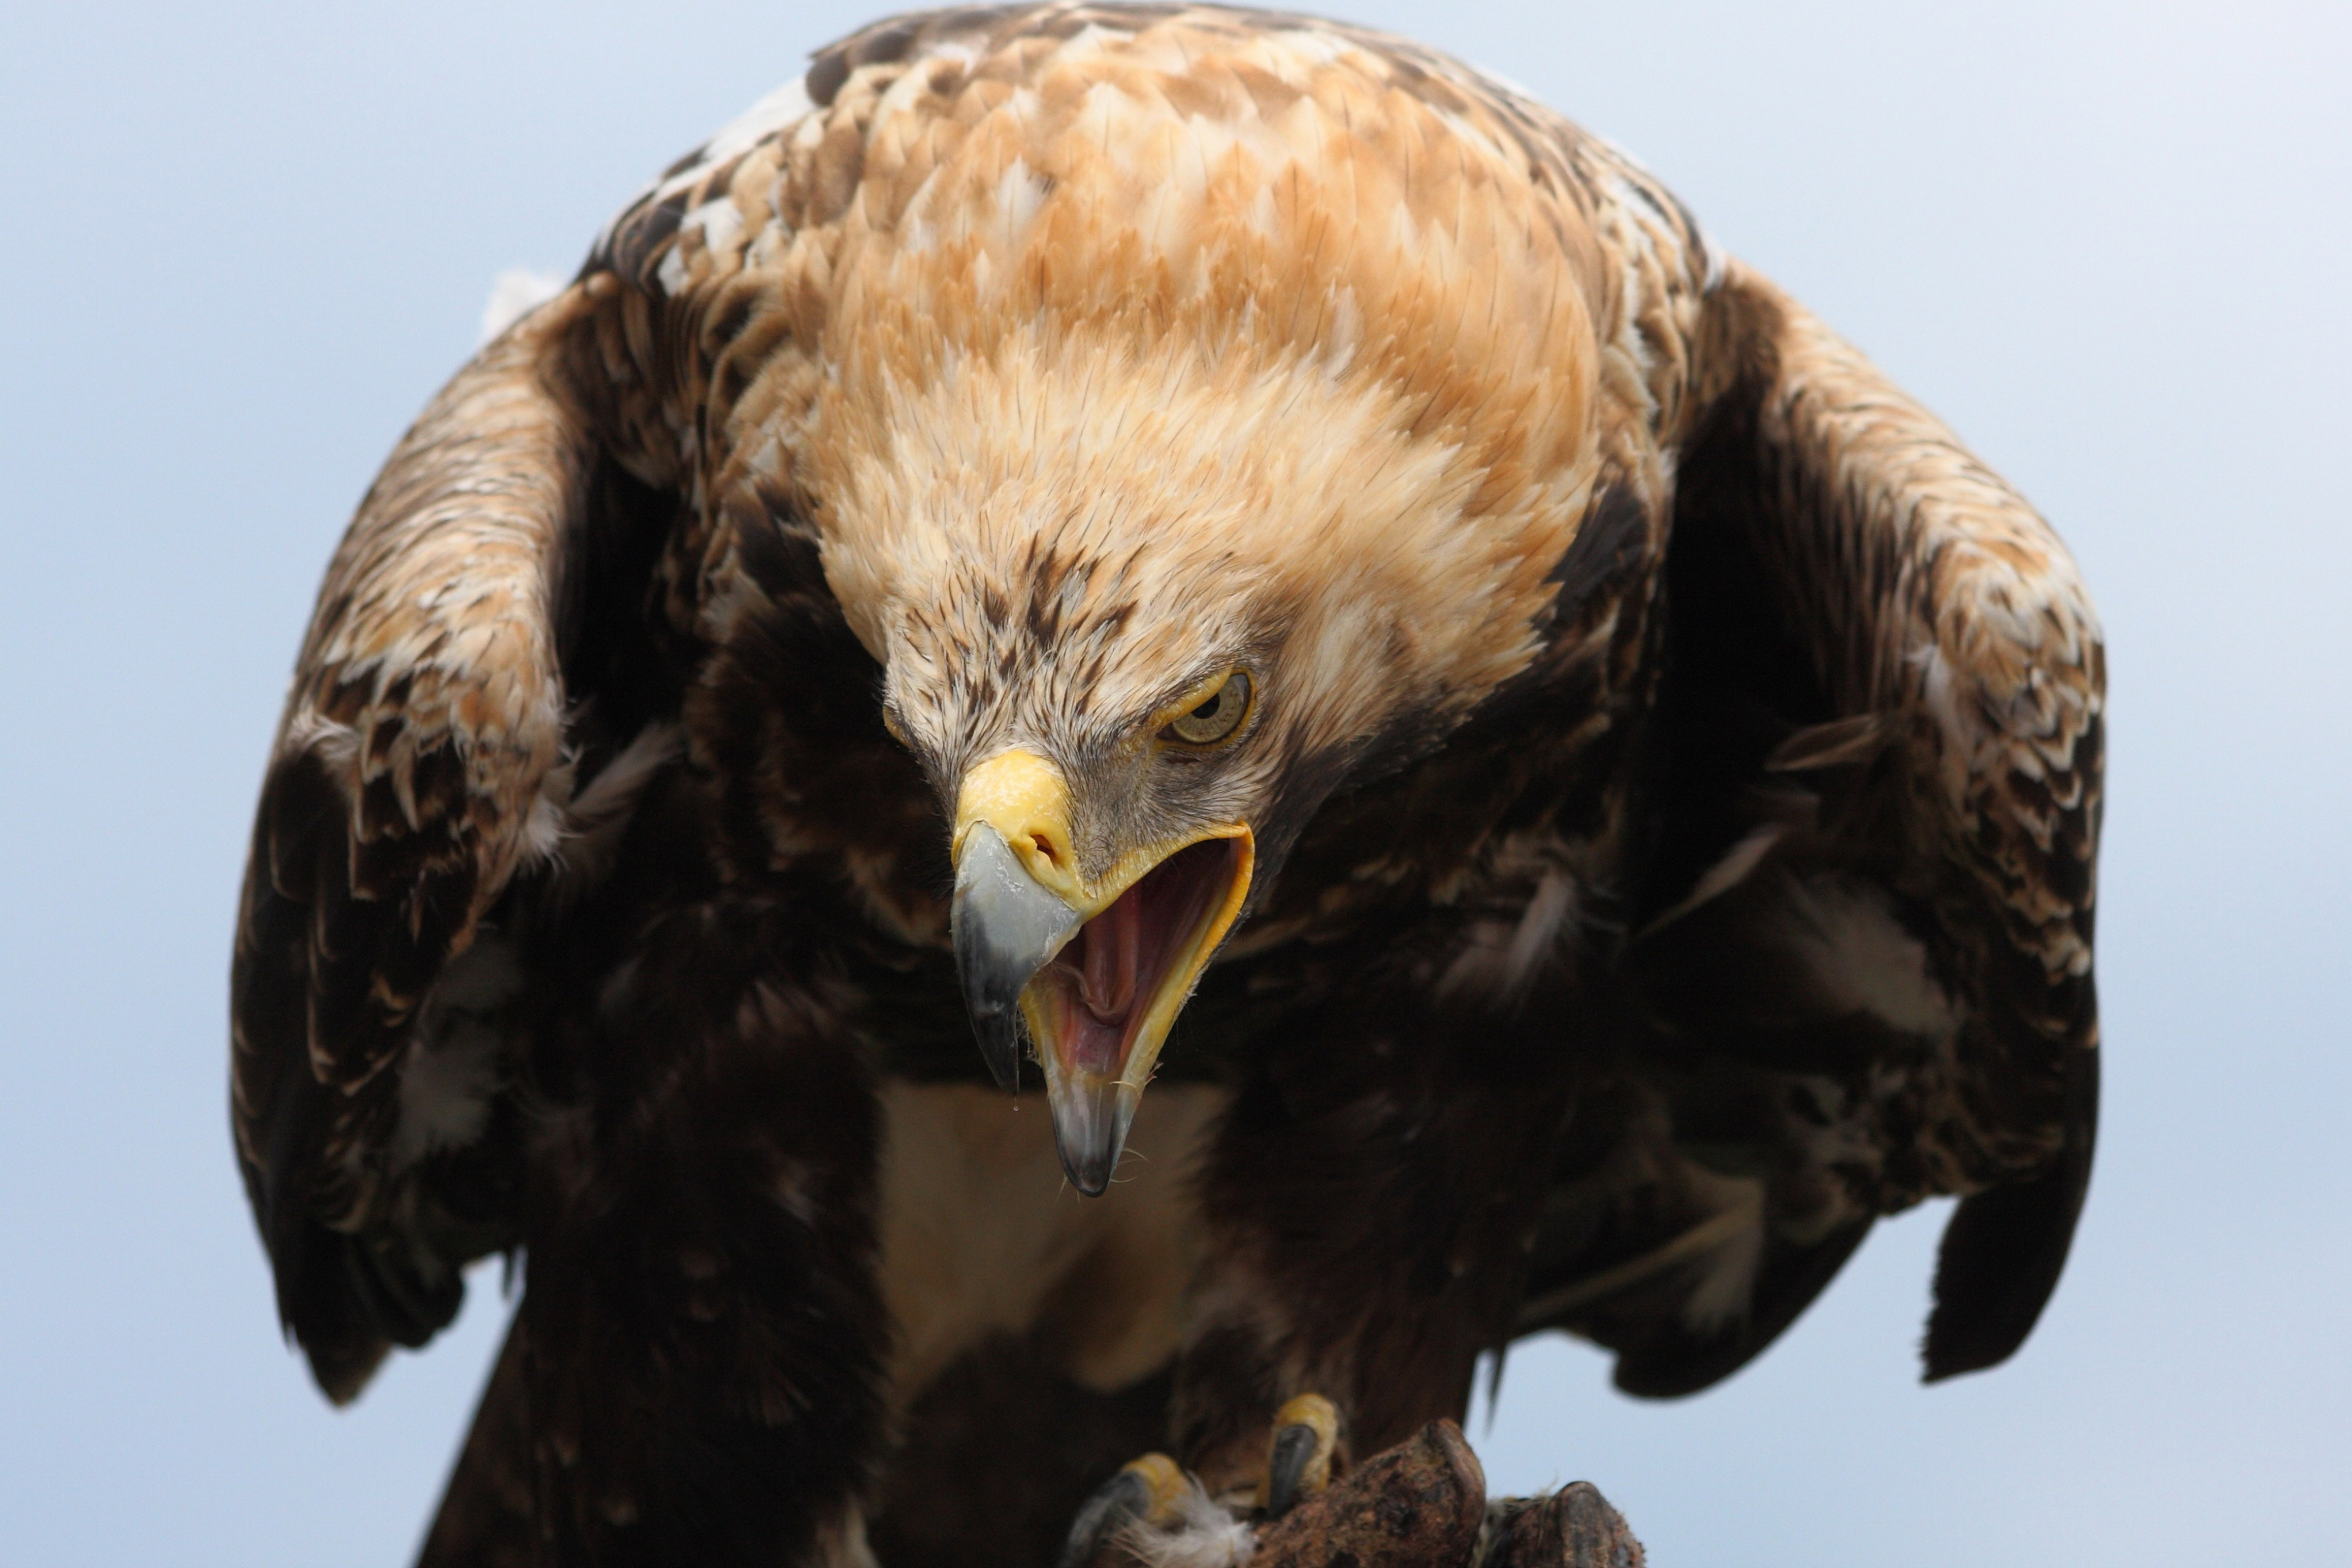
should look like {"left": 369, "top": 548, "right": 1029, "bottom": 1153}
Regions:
{"left": 1162, "top": 671, "right": 1254, "bottom": 748}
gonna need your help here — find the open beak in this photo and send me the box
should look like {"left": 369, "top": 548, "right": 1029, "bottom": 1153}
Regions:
{"left": 949, "top": 750, "right": 1253, "bottom": 1195}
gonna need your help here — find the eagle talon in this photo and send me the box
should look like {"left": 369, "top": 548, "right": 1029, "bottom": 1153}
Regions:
{"left": 1061, "top": 1453, "right": 1189, "bottom": 1568}
{"left": 1258, "top": 1393, "right": 1341, "bottom": 1520}
{"left": 1250, "top": 1418, "right": 1485, "bottom": 1567}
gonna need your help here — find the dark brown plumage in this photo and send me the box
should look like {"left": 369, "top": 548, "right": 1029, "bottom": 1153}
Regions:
{"left": 230, "top": 6, "right": 2103, "bottom": 1564}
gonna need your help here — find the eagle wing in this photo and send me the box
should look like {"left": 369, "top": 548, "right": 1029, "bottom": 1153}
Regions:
{"left": 1521, "top": 261, "right": 2104, "bottom": 1392}
{"left": 230, "top": 293, "right": 604, "bottom": 1401}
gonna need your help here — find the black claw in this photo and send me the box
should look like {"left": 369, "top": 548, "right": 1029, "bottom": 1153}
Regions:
{"left": 1264, "top": 1420, "right": 1321, "bottom": 1520}
{"left": 1059, "top": 1466, "right": 1151, "bottom": 1568}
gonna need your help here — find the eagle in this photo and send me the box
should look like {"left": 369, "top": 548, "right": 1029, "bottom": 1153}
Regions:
{"left": 229, "top": 5, "right": 2104, "bottom": 1564}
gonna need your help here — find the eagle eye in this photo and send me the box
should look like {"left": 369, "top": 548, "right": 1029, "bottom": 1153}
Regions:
{"left": 1162, "top": 671, "right": 1253, "bottom": 748}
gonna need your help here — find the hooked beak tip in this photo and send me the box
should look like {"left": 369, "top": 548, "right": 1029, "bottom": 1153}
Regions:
{"left": 1050, "top": 1076, "right": 1138, "bottom": 1196}
{"left": 951, "top": 822, "right": 1083, "bottom": 1094}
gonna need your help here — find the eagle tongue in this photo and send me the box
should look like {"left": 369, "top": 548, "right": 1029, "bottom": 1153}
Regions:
{"left": 1034, "top": 837, "right": 1249, "bottom": 1194}
{"left": 1079, "top": 894, "right": 1143, "bottom": 1023}
{"left": 1038, "top": 961, "right": 1141, "bottom": 1192}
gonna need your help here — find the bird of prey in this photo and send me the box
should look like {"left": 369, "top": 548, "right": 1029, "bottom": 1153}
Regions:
{"left": 229, "top": 5, "right": 2104, "bottom": 1564}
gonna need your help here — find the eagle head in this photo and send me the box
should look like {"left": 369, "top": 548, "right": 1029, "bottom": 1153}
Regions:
{"left": 790, "top": 67, "right": 1609, "bottom": 1190}
{"left": 804, "top": 314, "right": 1599, "bottom": 1192}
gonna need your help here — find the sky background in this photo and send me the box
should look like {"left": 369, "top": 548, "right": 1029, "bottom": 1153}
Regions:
{"left": 2, "top": 1, "right": 2346, "bottom": 1563}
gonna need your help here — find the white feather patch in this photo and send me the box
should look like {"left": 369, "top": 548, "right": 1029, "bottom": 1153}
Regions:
{"left": 1438, "top": 868, "right": 1581, "bottom": 1010}
{"left": 1783, "top": 876, "right": 1958, "bottom": 1037}
{"left": 1639, "top": 822, "right": 1785, "bottom": 937}
{"left": 661, "top": 76, "right": 814, "bottom": 205}
{"left": 391, "top": 936, "right": 522, "bottom": 1171}
{"left": 544, "top": 723, "right": 682, "bottom": 901}
{"left": 590, "top": 73, "right": 817, "bottom": 262}
{"left": 1502, "top": 870, "right": 1579, "bottom": 998}
{"left": 478, "top": 267, "right": 566, "bottom": 344}
{"left": 684, "top": 196, "right": 744, "bottom": 256}
{"left": 1678, "top": 1205, "right": 1768, "bottom": 1336}
{"left": 1120, "top": 1480, "right": 1257, "bottom": 1568}
{"left": 282, "top": 711, "right": 359, "bottom": 771}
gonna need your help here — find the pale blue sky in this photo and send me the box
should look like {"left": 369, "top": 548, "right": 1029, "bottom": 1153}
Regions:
{"left": 2, "top": 3, "right": 2346, "bottom": 1563}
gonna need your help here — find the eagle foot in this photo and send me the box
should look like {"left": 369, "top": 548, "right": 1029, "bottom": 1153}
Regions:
{"left": 1059, "top": 1453, "right": 1195, "bottom": 1568}
{"left": 1060, "top": 1393, "right": 1338, "bottom": 1567}
{"left": 1259, "top": 1392, "right": 1342, "bottom": 1520}
{"left": 1066, "top": 1415, "right": 1486, "bottom": 1568}
{"left": 1250, "top": 1418, "right": 1488, "bottom": 1567}
{"left": 1473, "top": 1482, "right": 1646, "bottom": 1568}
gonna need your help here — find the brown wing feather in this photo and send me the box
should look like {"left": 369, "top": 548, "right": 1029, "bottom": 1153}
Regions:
{"left": 1703, "top": 262, "right": 2104, "bottom": 999}
{"left": 229, "top": 292, "right": 597, "bottom": 1399}
{"left": 1727, "top": 269, "right": 2103, "bottom": 1379}
{"left": 1522, "top": 262, "right": 2103, "bottom": 1389}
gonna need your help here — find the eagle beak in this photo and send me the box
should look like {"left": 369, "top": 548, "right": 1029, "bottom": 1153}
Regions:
{"left": 950, "top": 750, "right": 1253, "bottom": 1195}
